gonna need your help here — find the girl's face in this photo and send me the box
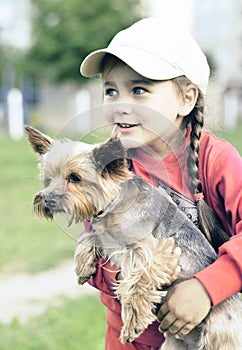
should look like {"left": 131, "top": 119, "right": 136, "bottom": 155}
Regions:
{"left": 102, "top": 60, "right": 194, "bottom": 157}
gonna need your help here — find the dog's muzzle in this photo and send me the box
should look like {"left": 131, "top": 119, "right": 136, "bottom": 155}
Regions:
{"left": 44, "top": 197, "right": 57, "bottom": 209}
{"left": 43, "top": 192, "right": 66, "bottom": 213}
{"left": 33, "top": 191, "right": 67, "bottom": 220}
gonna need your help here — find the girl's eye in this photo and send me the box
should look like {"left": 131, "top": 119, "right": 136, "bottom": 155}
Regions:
{"left": 105, "top": 88, "right": 118, "bottom": 97}
{"left": 133, "top": 87, "right": 147, "bottom": 95}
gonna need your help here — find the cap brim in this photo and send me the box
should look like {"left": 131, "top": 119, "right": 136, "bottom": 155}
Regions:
{"left": 80, "top": 49, "right": 108, "bottom": 77}
{"left": 80, "top": 46, "right": 184, "bottom": 81}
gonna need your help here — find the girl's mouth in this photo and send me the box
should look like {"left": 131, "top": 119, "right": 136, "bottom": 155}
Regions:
{"left": 117, "top": 123, "right": 140, "bottom": 129}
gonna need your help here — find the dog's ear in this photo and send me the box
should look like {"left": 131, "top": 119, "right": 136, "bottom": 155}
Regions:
{"left": 92, "top": 138, "right": 127, "bottom": 175}
{"left": 25, "top": 125, "right": 53, "bottom": 155}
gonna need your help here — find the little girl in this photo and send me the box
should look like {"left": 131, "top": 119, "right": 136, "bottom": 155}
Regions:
{"left": 79, "top": 18, "right": 242, "bottom": 349}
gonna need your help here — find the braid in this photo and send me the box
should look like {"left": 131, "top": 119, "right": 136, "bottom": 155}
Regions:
{"left": 172, "top": 76, "right": 204, "bottom": 195}
{"left": 187, "top": 93, "right": 204, "bottom": 195}
{"left": 188, "top": 90, "right": 229, "bottom": 251}
{"left": 187, "top": 94, "right": 213, "bottom": 241}
{"left": 173, "top": 76, "right": 229, "bottom": 252}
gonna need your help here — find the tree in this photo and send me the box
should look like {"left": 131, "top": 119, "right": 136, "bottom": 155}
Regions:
{"left": 23, "top": 0, "right": 143, "bottom": 84}
{"left": 205, "top": 51, "right": 217, "bottom": 77}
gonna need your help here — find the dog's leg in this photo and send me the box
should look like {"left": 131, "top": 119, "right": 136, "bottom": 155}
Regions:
{"left": 197, "top": 295, "right": 242, "bottom": 350}
{"left": 159, "top": 336, "right": 187, "bottom": 350}
{"left": 74, "top": 232, "right": 99, "bottom": 284}
{"left": 116, "top": 236, "right": 179, "bottom": 343}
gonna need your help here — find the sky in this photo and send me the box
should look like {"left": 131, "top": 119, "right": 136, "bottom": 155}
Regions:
{"left": 148, "top": 0, "right": 194, "bottom": 32}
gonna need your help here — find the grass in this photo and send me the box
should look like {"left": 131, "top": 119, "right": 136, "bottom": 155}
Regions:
{"left": 216, "top": 125, "right": 242, "bottom": 155}
{"left": 0, "top": 125, "right": 241, "bottom": 274}
{"left": 0, "top": 125, "right": 114, "bottom": 274}
{"left": 0, "top": 295, "right": 106, "bottom": 350}
{"left": 0, "top": 136, "right": 76, "bottom": 273}
{"left": 0, "top": 125, "right": 241, "bottom": 349}
{"left": 0, "top": 131, "right": 107, "bottom": 350}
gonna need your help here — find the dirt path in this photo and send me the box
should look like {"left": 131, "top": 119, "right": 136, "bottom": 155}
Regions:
{"left": 0, "top": 260, "right": 96, "bottom": 324}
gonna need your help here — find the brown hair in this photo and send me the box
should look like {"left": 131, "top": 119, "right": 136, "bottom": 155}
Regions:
{"left": 100, "top": 55, "right": 228, "bottom": 251}
{"left": 173, "top": 76, "right": 229, "bottom": 252}
{"left": 101, "top": 54, "right": 122, "bottom": 78}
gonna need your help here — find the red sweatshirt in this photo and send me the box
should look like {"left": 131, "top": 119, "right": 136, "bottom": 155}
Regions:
{"left": 87, "top": 130, "right": 242, "bottom": 350}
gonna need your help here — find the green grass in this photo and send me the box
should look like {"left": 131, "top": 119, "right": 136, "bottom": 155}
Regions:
{"left": 0, "top": 126, "right": 114, "bottom": 274}
{"left": 0, "top": 137, "right": 76, "bottom": 273}
{"left": 0, "top": 125, "right": 241, "bottom": 274}
{"left": 0, "top": 295, "right": 106, "bottom": 350}
{"left": 0, "top": 135, "right": 106, "bottom": 348}
{"left": 216, "top": 124, "right": 242, "bottom": 155}
{"left": 0, "top": 126, "right": 241, "bottom": 349}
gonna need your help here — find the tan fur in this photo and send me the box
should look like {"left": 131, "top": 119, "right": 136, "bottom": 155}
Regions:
{"left": 26, "top": 125, "right": 242, "bottom": 349}
{"left": 75, "top": 233, "right": 177, "bottom": 343}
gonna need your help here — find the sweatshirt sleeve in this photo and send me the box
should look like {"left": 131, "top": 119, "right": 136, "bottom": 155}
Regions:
{"left": 194, "top": 235, "right": 242, "bottom": 305}
{"left": 195, "top": 135, "right": 242, "bottom": 306}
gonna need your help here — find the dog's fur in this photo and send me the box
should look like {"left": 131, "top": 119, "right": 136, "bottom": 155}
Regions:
{"left": 25, "top": 125, "right": 242, "bottom": 350}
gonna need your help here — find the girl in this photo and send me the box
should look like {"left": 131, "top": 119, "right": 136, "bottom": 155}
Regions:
{"left": 79, "top": 18, "right": 242, "bottom": 349}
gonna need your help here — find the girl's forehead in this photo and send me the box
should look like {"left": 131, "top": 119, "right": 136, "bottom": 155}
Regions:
{"left": 103, "top": 60, "right": 147, "bottom": 83}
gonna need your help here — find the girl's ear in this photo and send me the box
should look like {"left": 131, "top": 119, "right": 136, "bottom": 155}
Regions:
{"left": 178, "top": 84, "right": 199, "bottom": 117}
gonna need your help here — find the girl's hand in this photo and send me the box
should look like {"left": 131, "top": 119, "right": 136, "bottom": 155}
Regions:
{"left": 157, "top": 278, "right": 211, "bottom": 339}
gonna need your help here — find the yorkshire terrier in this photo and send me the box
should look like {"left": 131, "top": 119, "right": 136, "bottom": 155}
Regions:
{"left": 26, "top": 125, "right": 242, "bottom": 350}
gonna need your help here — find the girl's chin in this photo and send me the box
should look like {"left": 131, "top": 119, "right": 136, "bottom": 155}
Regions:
{"left": 119, "top": 134, "right": 143, "bottom": 149}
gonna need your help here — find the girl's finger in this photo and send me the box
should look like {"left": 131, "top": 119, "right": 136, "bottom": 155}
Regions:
{"left": 157, "top": 302, "right": 169, "bottom": 321}
{"left": 158, "top": 312, "right": 177, "bottom": 332}
{"left": 165, "top": 319, "right": 186, "bottom": 336}
{"left": 170, "top": 265, "right": 181, "bottom": 283}
{"left": 175, "top": 323, "right": 195, "bottom": 339}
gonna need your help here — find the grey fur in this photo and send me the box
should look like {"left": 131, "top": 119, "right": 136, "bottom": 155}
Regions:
{"left": 25, "top": 126, "right": 242, "bottom": 350}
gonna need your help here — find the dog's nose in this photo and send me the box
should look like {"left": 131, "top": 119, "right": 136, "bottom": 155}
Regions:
{"left": 45, "top": 198, "right": 56, "bottom": 209}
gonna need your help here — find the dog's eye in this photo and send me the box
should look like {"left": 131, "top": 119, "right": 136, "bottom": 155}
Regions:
{"left": 68, "top": 173, "right": 81, "bottom": 184}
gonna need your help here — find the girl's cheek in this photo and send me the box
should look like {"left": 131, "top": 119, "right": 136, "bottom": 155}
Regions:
{"left": 102, "top": 104, "right": 114, "bottom": 124}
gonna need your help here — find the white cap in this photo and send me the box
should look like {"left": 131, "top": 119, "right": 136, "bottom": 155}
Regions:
{"left": 81, "top": 18, "right": 210, "bottom": 94}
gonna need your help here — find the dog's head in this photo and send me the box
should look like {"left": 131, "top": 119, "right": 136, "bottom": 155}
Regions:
{"left": 25, "top": 126, "right": 132, "bottom": 224}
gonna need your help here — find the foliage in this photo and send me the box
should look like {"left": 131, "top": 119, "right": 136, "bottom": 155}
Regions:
{"left": 22, "top": 0, "right": 143, "bottom": 84}
{"left": 0, "top": 295, "right": 106, "bottom": 350}
{"left": 217, "top": 124, "right": 242, "bottom": 155}
{"left": 205, "top": 51, "right": 217, "bottom": 77}
{"left": 0, "top": 46, "right": 3, "bottom": 80}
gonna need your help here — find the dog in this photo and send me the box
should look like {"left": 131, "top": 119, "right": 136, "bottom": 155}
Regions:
{"left": 25, "top": 125, "right": 242, "bottom": 350}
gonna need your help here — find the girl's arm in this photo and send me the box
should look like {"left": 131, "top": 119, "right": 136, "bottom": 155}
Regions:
{"left": 196, "top": 135, "right": 242, "bottom": 305}
{"left": 158, "top": 136, "right": 242, "bottom": 338}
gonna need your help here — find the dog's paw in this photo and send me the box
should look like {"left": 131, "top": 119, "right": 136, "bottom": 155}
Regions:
{"left": 77, "top": 275, "right": 92, "bottom": 285}
{"left": 120, "top": 325, "right": 143, "bottom": 344}
{"left": 74, "top": 237, "right": 98, "bottom": 285}
{"left": 119, "top": 306, "right": 147, "bottom": 344}
{"left": 154, "top": 238, "right": 181, "bottom": 287}
{"left": 119, "top": 327, "right": 140, "bottom": 344}
{"left": 75, "top": 259, "right": 97, "bottom": 285}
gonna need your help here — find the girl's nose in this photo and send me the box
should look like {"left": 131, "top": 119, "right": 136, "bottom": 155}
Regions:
{"left": 113, "top": 102, "right": 132, "bottom": 116}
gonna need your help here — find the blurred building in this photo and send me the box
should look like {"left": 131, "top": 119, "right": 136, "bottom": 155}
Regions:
{"left": 0, "top": 0, "right": 31, "bottom": 49}
{"left": 194, "top": 0, "right": 242, "bottom": 83}
{"left": 0, "top": 0, "right": 241, "bottom": 135}
{"left": 0, "top": 0, "right": 31, "bottom": 137}
{"left": 193, "top": 0, "right": 242, "bottom": 128}
{"left": 148, "top": 0, "right": 242, "bottom": 129}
